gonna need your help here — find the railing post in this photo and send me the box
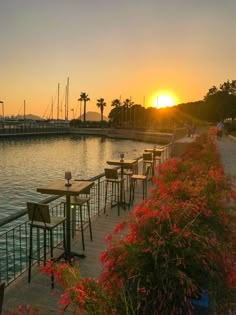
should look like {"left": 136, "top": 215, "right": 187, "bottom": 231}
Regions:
{"left": 97, "top": 178, "right": 101, "bottom": 216}
{"left": 37, "top": 228, "right": 40, "bottom": 264}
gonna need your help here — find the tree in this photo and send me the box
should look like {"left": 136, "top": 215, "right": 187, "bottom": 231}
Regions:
{"left": 204, "top": 91, "right": 236, "bottom": 122}
{"left": 96, "top": 98, "right": 106, "bottom": 122}
{"left": 108, "top": 107, "right": 120, "bottom": 126}
{"left": 205, "top": 80, "right": 236, "bottom": 100}
{"left": 195, "top": 80, "right": 236, "bottom": 122}
{"left": 111, "top": 99, "right": 121, "bottom": 108}
{"left": 204, "top": 86, "right": 218, "bottom": 100}
{"left": 123, "top": 99, "right": 133, "bottom": 126}
{"left": 78, "top": 92, "right": 90, "bottom": 122}
{"left": 110, "top": 99, "right": 122, "bottom": 126}
{"left": 219, "top": 80, "right": 236, "bottom": 94}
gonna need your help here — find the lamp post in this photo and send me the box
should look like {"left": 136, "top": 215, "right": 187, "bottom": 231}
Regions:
{"left": 0, "top": 101, "right": 4, "bottom": 121}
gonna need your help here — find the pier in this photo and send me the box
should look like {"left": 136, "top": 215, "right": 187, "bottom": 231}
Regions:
{"left": 1, "top": 145, "right": 172, "bottom": 314}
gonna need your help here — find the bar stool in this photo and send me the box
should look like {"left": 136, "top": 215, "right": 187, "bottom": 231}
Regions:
{"left": 70, "top": 187, "right": 93, "bottom": 251}
{"left": 104, "top": 168, "right": 125, "bottom": 216}
{"left": 121, "top": 159, "right": 139, "bottom": 190}
{"left": 153, "top": 150, "right": 162, "bottom": 174}
{"left": 130, "top": 166, "right": 151, "bottom": 203}
{"left": 157, "top": 147, "right": 165, "bottom": 163}
{"left": 142, "top": 152, "right": 153, "bottom": 176}
{"left": 27, "top": 202, "right": 66, "bottom": 289}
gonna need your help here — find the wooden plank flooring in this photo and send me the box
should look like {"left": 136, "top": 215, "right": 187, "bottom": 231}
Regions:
{"left": 2, "top": 181, "right": 152, "bottom": 314}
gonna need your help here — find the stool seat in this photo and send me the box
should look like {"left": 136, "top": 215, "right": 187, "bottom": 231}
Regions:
{"left": 70, "top": 196, "right": 90, "bottom": 205}
{"left": 104, "top": 168, "right": 126, "bottom": 215}
{"left": 143, "top": 152, "right": 154, "bottom": 176}
{"left": 131, "top": 174, "right": 146, "bottom": 181}
{"left": 105, "top": 177, "right": 124, "bottom": 184}
{"left": 27, "top": 202, "right": 66, "bottom": 289}
{"left": 123, "top": 169, "right": 133, "bottom": 176}
{"left": 29, "top": 215, "right": 65, "bottom": 229}
{"left": 69, "top": 193, "right": 93, "bottom": 251}
{"left": 120, "top": 168, "right": 134, "bottom": 190}
{"left": 130, "top": 166, "right": 151, "bottom": 203}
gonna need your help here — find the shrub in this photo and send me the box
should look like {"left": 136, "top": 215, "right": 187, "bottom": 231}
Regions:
{"left": 11, "top": 128, "right": 235, "bottom": 315}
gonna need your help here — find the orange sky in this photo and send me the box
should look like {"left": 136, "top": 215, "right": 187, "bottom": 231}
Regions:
{"left": 0, "top": 0, "right": 235, "bottom": 119}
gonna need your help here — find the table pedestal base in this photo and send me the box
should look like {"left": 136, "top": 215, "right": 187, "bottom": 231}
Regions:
{"left": 57, "top": 250, "right": 86, "bottom": 262}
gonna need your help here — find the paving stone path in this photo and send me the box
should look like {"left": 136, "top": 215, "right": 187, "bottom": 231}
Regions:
{"left": 217, "top": 135, "right": 236, "bottom": 190}
{"left": 217, "top": 135, "right": 236, "bottom": 314}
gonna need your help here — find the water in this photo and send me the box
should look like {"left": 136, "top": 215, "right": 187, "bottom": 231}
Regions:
{"left": 0, "top": 134, "right": 156, "bottom": 219}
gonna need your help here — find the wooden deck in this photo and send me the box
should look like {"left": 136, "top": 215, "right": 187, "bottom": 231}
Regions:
{"left": 2, "top": 181, "right": 152, "bottom": 314}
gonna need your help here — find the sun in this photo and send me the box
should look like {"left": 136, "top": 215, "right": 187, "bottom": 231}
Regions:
{"left": 149, "top": 91, "right": 177, "bottom": 109}
{"left": 156, "top": 94, "right": 174, "bottom": 108}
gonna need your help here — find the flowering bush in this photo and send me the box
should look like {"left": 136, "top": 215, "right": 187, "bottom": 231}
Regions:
{"left": 10, "top": 128, "right": 235, "bottom": 314}
{"left": 99, "top": 129, "right": 236, "bottom": 314}
{"left": 6, "top": 305, "right": 41, "bottom": 315}
{"left": 40, "top": 262, "right": 115, "bottom": 315}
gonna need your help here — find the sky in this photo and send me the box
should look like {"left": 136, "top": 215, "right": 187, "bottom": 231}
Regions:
{"left": 0, "top": 0, "right": 236, "bottom": 119}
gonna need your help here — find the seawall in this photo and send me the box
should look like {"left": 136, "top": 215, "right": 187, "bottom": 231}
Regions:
{"left": 0, "top": 126, "right": 187, "bottom": 147}
{"left": 70, "top": 128, "right": 175, "bottom": 144}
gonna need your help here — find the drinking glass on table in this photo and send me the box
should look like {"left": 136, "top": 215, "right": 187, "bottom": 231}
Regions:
{"left": 65, "top": 171, "right": 72, "bottom": 186}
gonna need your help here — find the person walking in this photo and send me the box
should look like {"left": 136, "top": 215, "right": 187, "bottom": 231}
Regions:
{"left": 216, "top": 120, "right": 224, "bottom": 140}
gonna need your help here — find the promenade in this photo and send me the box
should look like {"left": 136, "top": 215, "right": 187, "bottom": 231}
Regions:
{"left": 217, "top": 135, "right": 236, "bottom": 190}
{"left": 217, "top": 135, "right": 236, "bottom": 314}
{"left": 2, "top": 180, "right": 152, "bottom": 314}
{"left": 2, "top": 134, "right": 236, "bottom": 314}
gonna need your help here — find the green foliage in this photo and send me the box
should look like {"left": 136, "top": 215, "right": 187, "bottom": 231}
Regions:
{"left": 100, "top": 129, "right": 235, "bottom": 314}
{"left": 96, "top": 98, "right": 106, "bottom": 121}
{"left": 78, "top": 92, "right": 90, "bottom": 122}
{"left": 151, "top": 80, "right": 236, "bottom": 125}
{"left": 12, "top": 128, "right": 235, "bottom": 315}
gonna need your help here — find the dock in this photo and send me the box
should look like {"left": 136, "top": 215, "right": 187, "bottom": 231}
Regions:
{"left": 2, "top": 181, "right": 151, "bottom": 314}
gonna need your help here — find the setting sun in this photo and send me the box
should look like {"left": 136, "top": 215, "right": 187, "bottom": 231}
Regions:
{"left": 156, "top": 95, "right": 174, "bottom": 108}
{"left": 150, "top": 91, "right": 177, "bottom": 109}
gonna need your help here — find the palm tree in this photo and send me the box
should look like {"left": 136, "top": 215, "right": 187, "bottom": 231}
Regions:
{"left": 111, "top": 98, "right": 122, "bottom": 126}
{"left": 78, "top": 92, "right": 90, "bottom": 122}
{"left": 123, "top": 98, "right": 133, "bottom": 126}
{"left": 111, "top": 98, "right": 121, "bottom": 108}
{"left": 96, "top": 98, "right": 106, "bottom": 121}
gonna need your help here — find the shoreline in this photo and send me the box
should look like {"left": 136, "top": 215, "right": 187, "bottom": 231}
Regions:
{"left": 0, "top": 127, "right": 187, "bottom": 145}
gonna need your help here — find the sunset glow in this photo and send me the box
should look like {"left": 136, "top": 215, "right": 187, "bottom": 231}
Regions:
{"left": 150, "top": 91, "right": 177, "bottom": 109}
{"left": 0, "top": 1, "right": 235, "bottom": 117}
{"left": 156, "top": 95, "right": 174, "bottom": 108}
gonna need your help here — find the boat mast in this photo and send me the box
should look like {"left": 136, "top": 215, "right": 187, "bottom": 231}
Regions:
{"left": 57, "top": 83, "right": 60, "bottom": 120}
{"left": 64, "top": 85, "right": 67, "bottom": 120}
{"left": 66, "top": 77, "right": 69, "bottom": 121}
{"left": 51, "top": 96, "right": 53, "bottom": 120}
{"left": 23, "top": 100, "right": 26, "bottom": 121}
{"left": 64, "top": 77, "right": 70, "bottom": 121}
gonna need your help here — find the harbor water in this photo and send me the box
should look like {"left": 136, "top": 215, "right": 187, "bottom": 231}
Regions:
{"left": 0, "top": 134, "right": 157, "bottom": 219}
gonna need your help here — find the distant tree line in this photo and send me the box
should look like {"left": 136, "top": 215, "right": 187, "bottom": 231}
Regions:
{"left": 108, "top": 100, "right": 178, "bottom": 130}
{"left": 177, "top": 80, "right": 236, "bottom": 124}
{"left": 71, "top": 80, "right": 236, "bottom": 130}
{"left": 72, "top": 93, "right": 179, "bottom": 130}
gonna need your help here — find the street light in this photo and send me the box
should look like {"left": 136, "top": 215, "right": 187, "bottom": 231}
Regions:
{"left": 0, "top": 101, "right": 4, "bottom": 120}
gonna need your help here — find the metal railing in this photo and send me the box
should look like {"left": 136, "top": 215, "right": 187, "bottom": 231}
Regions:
{"left": 0, "top": 174, "right": 108, "bottom": 286}
{"left": 0, "top": 144, "right": 173, "bottom": 286}
{"left": 0, "top": 125, "right": 70, "bottom": 136}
